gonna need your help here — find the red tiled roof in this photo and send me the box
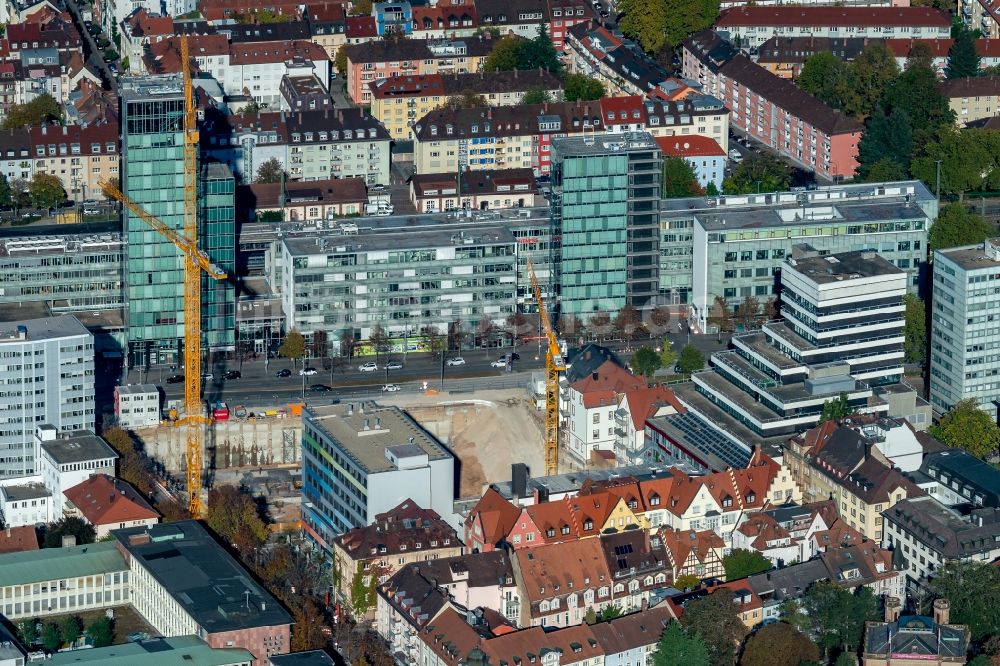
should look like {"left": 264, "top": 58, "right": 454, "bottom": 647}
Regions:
{"left": 125, "top": 8, "right": 174, "bottom": 37}
{"left": 307, "top": 2, "right": 347, "bottom": 22}
{"left": 0, "top": 526, "right": 39, "bottom": 554}
{"left": 230, "top": 39, "right": 328, "bottom": 65}
{"left": 656, "top": 135, "right": 726, "bottom": 158}
{"left": 466, "top": 487, "right": 521, "bottom": 545}
{"left": 64, "top": 474, "right": 159, "bottom": 526}
{"left": 570, "top": 359, "right": 646, "bottom": 396}
{"left": 412, "top": 5, "right": 478, "bottom": 31}
{"left": 715, "top": 6, "right": 951, "bottom": 28}
{"left": 346, "top": 15, "right": 377, "bottom": 37}
{"left": 662, "top": 529, "right": 725, "bottom": 569}
{"left": 599, "top": 95, "right": 648, "bottom": 124}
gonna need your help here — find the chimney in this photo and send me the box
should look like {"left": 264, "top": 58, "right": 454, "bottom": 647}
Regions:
{"left": 885, "top": 596, "right": 901, "bottom": 623}
{"left": 512, "top": 463, "right": 528, "bottom": 498}
{"left": 933, "top": 598, "right": 950, "bottom": 626}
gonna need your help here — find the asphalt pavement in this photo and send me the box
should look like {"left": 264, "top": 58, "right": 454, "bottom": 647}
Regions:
{"left": 63, "top": 0, "right": 116, "bottom": 91}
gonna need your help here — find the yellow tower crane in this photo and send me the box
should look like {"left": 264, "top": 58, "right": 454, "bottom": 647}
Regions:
{"left": 527, "top": 260, "right": 564, "bottom": 477}
{"left": 101, "top": 36, "right": 223, "bottom": 518}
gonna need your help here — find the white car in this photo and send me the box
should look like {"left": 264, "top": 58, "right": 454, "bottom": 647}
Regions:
{"left": 201, "top": 372, "right": 213, "bottom": 380}
{"left": 490, "top": 358, "right": 508, "bottom": 368}
{"left": 358, "top": 362, "right": 378, "bottom": 372}
{"left": 299, "top": 367, "right": 318, "bottom": 376}
{"left": 445, "top": 357, "right": 466, "bottom": 366}
{"left": 385, "top": 360, "right": 404, "bottom": 370}
{"left": 381, "top": 384, "right": 401, "bottom": 392}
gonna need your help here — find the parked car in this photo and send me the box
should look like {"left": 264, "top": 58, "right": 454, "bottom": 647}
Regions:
{"left": 275, "top": 368, "right": 292, "bottom": 377}
{"left": 445, "top": 357, "right": 466, "bottom": 366}
{"left": 299, "top": 367, "right": 318, "bottom": 376}
{"left": 491, "top": 358, "right": 508, "bottom": 368}
{"left": 385, "top": 360, "right": 404, "bottom": 370}
{"left": 381, "top": 384, "right": 401, "bottom": 392}
{"left": 166, "top": 374, "right": 184, "bottom": 383}
{"left": 358, "top": 361, "right": 378, "bottom": 372}
{"left": 201, "top": 372, "right": 213, "bottom": 380}
{"left": 224, "top": 370, "right": 241, "bottom": 380}
{"left": 728, "top": 148, "right": 743, "bottom": 163}
{"left": 309, "top": 384, "right": 332, "bottom": 392}
{"left": 83, "top": 206, "right": 101, "bottom": 215}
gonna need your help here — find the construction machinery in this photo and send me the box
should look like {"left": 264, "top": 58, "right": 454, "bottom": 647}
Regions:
{"left": 100, "top": 36, "right": 223, "bottom": 518}
{"left": 526, "top": 260, "right": 564, "bottom": 477}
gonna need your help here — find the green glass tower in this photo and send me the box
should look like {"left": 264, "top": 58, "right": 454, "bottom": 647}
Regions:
{"left": 121, "top": 76, "right": 234, "bottom": 367}
{"left": 550, "top": 132, "right": 662, "bottom": 317}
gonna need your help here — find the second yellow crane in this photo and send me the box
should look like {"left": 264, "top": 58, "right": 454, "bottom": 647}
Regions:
{"left": 101, "top": 36, "right": 223, "bottom": 518}
{"left": 526, "top": 260, "right": 564, "bottom": 477}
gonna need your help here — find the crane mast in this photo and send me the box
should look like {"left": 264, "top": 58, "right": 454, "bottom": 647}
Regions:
{"left": 527, "top": 261, "right": 564, "bottom": 476}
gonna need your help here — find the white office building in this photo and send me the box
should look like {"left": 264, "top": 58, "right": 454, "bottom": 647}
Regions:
{"left": 0, "top": 317, "right": 95, "bottom": 478}
{"left": 930, "top": 238, "right": 1000, "bottom": 417}
{"left": 36, "top": 426, "right": 117, "bottom": 503}
{"left": 114, "top": 385, "right": 161, "bottom": 429}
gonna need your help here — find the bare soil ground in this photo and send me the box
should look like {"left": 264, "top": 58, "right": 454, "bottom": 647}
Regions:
{"left": 401, "top": 390, "right": 546, "bottom": 498}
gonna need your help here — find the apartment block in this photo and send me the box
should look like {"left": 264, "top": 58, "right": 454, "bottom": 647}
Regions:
{"left": 713, "top": 6, "right": 951, "bottom": 49}
{"left": 36, "top": 425, "right": 118, "bottom": 501}
{"left": 369, "top": 69, "right": 563, "bottom": 140}
{"left": 27, "top": 122, "right": 120, "bottom": 202}
{"left": 63, "top": 473, "right": 159, "bottom": 538}
{"left": 301, "top": 402, "right": 456, "bottom": 549}
{"left": 929, "top": 239, "right": 1000, "bottom": 417}
{"left": 550, "top": 132, "right": 662, "bottom": 316}
{"left": 565, "top": 21, "right": 670, "bottom": 97}
{"left": 941, "top": 76, "right": 1000, "bottom": 125}
{"left": 961, "top": 0, "right": 1000, "bottom": 38}
{"left": 409, "top": 169, "right": 540, "bottom": 213}
{"left": 684, "top": 31, "right": 863, "bottom": 180}
{"left": 0, "top": 317, "right": 94, "bottom": 478}
{"left": 659, "top": 181, "right": 935, "bottom": 328}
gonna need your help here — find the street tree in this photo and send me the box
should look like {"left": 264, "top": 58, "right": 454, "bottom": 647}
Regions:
{"left": 660, "top": 339, "right": 678, "bottom": 372}
{"left": 291, "top": 597, "right": 327, "bottom": 652}
{"left": 29, "top": 173, "right": 65, "bottom": 211}
{"left": 737, "top": 295, "right": 760, "bottom": 331}
{"left": 929, "top": 398, "right": 1000, "bottom": 459}
{"left": 930, "top": 561, "right": 1000, "bottom": 641}
{"left": 476, "top": 318, "right": 498, "bottom": 353}
{"left": 562, "top": 73, "right": 604, "bottom": 101}
{"left": 588, "top": 311, "right": 613, "bottom": 341}
{"left": 631, "top": 346, "right": 662, "bottom": 378}
{"left": 928, "top": 203, "right": 994, "bottom": 250}
{"left": 648, "top": 306, "right": 673, "bottom": 336}
{"left": 557, "top": 314, "right": 585, "bottom": 339}
{"left": 613, "top": 305, "right": 643, "bottom": 347}
{"left": 946, "top": 23, "right": 981, "bottom": 79}
{"left": 709, "top": 296, "right": 733, "bottom": 340}
{"left": 277, "top": 330, "right": 306, "bottom": 368}
{"left": 819, "top": 393, "right": 852, "bottom": 423}
{"left": 740, "top": 622, "right": 820, "bottom": 666}
{"left": 723, "top": 153, "right": 791, "bottom": 194}
{"left": 677, "top": 345, "right": 705, "bottom": 375}
{"left": 680, "top": 588, "right": 748, "bottom": 666}
{"left": 255, "top": 157, "right": 286, "bottom": 184}
{"left": 505, "top": 312, "right": 532, "bottom": 342}
{"left": 904, "top": 293, "right": 927, "bottom": 364}
{"left": 654, "top": 621, "right": 710, "bottom": 666}
{"left": 662, "top": 157, "right": 701, "bottom": 198}
{"left": 722, "top": 549, "right": 772, "bottom": 580}
{"left": 44, "top": 517, "right": 95, "bottom": 548}
{"left": 205, "top": 485, "right": 269, "bottom": 557}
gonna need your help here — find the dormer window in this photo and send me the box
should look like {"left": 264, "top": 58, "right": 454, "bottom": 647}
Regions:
{"left": 561, "top": 525, "right": 570, "bottom": 535}
{"left": 583, "top": 519, "right": 593, "bottom": 530}
{"left": 747, "top": 493, "right": 756, "bottom": 503}
{"left": 546, "top": 528, "right": 555, "bottom": 537}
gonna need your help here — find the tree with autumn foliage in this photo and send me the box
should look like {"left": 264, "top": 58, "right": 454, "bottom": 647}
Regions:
{"left": 205, "top": 485, "right": 269, "bottom": 556}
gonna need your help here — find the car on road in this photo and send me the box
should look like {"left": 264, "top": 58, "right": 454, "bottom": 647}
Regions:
{"left": 381, "top": 384, "right": 401, "bottom": 392}
{"left": 445, "top": 357, "right": 466, "bottom": 366}
{"left": 490, "top": 358, "right": 508, "bottom": 368}
{"left": 224, "top": 370, "right": 241, "bottom": 380}
{"left": 299, "top": 367, "right": 318, "bottom": 376}
{"left": 509, "top": 352, "right": 521, "bottom": 361}
{"left": 309, "top": 384, "right": 332, "bottom": 392}
{"left": 358, "top": 361, "right": 378, "bottom": 372}
{"left": 728, "top": 149, "right": 743, "bottom": 163}
{"left": 108, "top": 63, "right": 118, "bottom": 74}
{"left": 275, "top": 368, "right": 292, "bottom": 378}
{"left": 202, "top": 372, "right": 213, "bottom": 380}
{"left": 370, "top": 184, "right": 387, "bottom": 192}
{"left": 83, "top": 207, "right": 101, "bottom": 215}
{"left": 385, "top": 360, "right": 403, "bottom": 370}
{"left": 166, "top": 374, "right": 184, "bottom": 383}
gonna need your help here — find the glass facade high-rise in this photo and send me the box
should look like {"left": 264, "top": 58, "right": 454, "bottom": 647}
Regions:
{"left": 199, "top": 162, "right": 236, "bottom": 352}
{"left": 121, "top": 76, "right": 234, "bottom": 367}
{"left": 550, "top": 132, "right": 661, "bottom": 317}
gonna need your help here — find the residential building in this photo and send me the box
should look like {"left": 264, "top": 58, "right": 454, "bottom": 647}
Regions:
{"left": 45, "top": 636, "right": 254, "bottom": 666}
{"left": 565, "top": 21, "right": 670, "bottom": 97}
{"left": 0, "top": 316, "right": 94, "bottom": 477}
{"left": 550, "top": 132, "right": 662, "bottom": 317}
{"left": 0, "top": 525, "right": 39, "bottom": 554}
{"left": 882, "top": 496, "right": 1000, "bottom": 582}
{"left": 642, "top": 408, "right": 755, "bottom": 472}
{"left": 203, "top": 108, "right": 391, "bottom": 185}
{"left": 862, "top": 598, "right": 969, "bottom": 666}
{"left": 658, "top": 180, "right": 935, "bottom": 332}
{"left": 660, "top": 529, "right": 726, "bottom": 581}
{"left": 0, "top": 231, "right": 125, "bottom": 317}
{"left": 36, "top": 425, "right": 117, "bottom": 502}
{"left": 344, "top": 35, "right": 496, "bottom": 104}
{"left": 962, "top": 0, "right": 1000, "bottom": 38}
{"left": 0, "top": 128, "right": 31, "bottom": 184}
{"left": 113, "top": 521, "right": 292, "bottom": 665}
{"left": 655, "top": 135, "right": 726, "bottom": 192}
{"left": 712, "top": 7, "right": 951, "bottom": 49}
{"left": 929, "top": 238, "right": 1000, "bottom": 417}
{"left": 409, "top": 169, "right": 539, "bottom": 213}
{"left": 918, "top": 448, "right": 1000, "bottom": 508}
{"left": 464, "top": 486, "right": 523, "bottom": 553}
{"left": 720, "top": 0, "right": 898, "bottom": 9}
{"left": 689, "top": 247, "right": 908, "bottom": 441}
{"left": 588, "top": 606, "right": 676, "bottom": 665}
{"left": 238, "top": 178, "right": 368, "bottom": 222}
{"left": 412, "top": 96, "right": 729, "bottom": 176}
{"left": 614, "top": 384, "right": 685, "bottom": 465}
{"left": 26, "top": 122, "right": 119, "bottom": 203}
{"left": 546, "top": 0, "right": 591, "bottom": 52}
{"left": 941, "top": 76, "right": 1000, "bottom": 124}
{"left": 0, "top": 482, "right": 52, "bottom": 527}
{"left": 63, "top": 474, "right": 159, "bottom": 538}
{"left": 598, "top": 529, "right": 672, "bottom": 612}
{"left": 113, "top": 384, "right": 160, "bottom": 429}
{"left": 755, "top": 36, "right": 879, "bottom": 79}
{"left": 683, "top": 31, "right": 863, "bottom": 180}
{"left": 0, "top": 540, "right": 130, "bottom": 619}
{"left": 564, "top": 357, "right": 647, "bottom": 463}
{"left": 475, "top": 0, "right": 548, "bottom": 39}
{"left": 301, "top": 402, "right": 456, "bottom": 550}
{"left": 332, "top": 499, "right": 462, "bottom": 618}
{"left": 785, "top": 418, "right": 923, "bottom": 540}
{"left": 307, "top": 1, "right": 348, "bottom": 60}
{"left": 885, "top": 38, "right": 1000, "bottom": 74}
{"left": 369, "top": 69, "right": 563, "bottom": 140}
{"left": 280, "top": 217, "right": 515, "bottom": 350}
{"left": 279, "top": 74, "right": 332, "bottom": 114}
{"left": 732, "top": 501, "right": 838, "bottom": 566}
